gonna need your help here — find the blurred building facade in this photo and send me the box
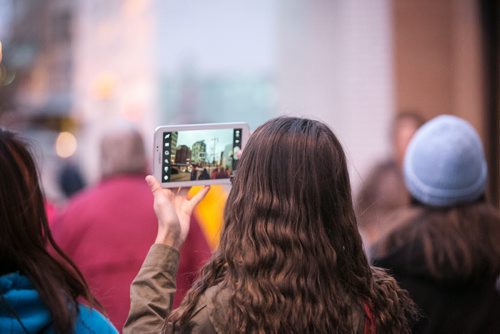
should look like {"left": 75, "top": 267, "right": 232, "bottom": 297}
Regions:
{"left": 3, "top": 0, "right": 73, "bottom": 120}
{"left": 276, "top": 0, "right": 394, "bottom": 191}
{"left": 192, "top": 140, "right": 207, "bottom": 164}
{"left": 0, "top": 0, "right": 498, "bottom": 206}
{"left": 69, "top": 0, "right": 279, "bottom": 182}
{"left": 392, "top": 0, "right": 499, "bottom": 206}
{"left": 0, "top": 0, "right": 76, "bottom": 202}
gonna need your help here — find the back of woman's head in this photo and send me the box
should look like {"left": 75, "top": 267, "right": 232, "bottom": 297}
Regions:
{"left": 222, "top": 117, "right": 372, "bottom": 331}
{"left": 228, "top": 117, "right": 353, "bottom": 232}
{"left": 0, "top": 129, "right": 99, "bottom": 333}
{"left": 171, "top": 117, "right": 370, "bottom": 333}
{"left": 172, "top": 117, "right": 415, "bottom": 333}
{"left": 224, "top": 117, "right": 365, "bottom": 282}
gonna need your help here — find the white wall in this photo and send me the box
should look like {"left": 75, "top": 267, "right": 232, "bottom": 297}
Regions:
{"left": 276, "top": 0, "right": 393, "bottom": 192}
{"left": 72, "top": 0, "right": 393, "bottom": 189}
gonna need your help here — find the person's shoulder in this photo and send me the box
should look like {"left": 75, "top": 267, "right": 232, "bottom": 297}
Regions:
{"left": 51, "top": 186, "right": 99, "bottom": 231}
{"left": 205, "top": 284, "right": 231, "bottom": 332}
{"left": 74, "top": 304, "right": 119, "bottom": 334}
{"left": 171, "top": 284, "right": 229, "bottom": 333}
{"left": 60, "top": 184, "right": 101, "bottom": 212}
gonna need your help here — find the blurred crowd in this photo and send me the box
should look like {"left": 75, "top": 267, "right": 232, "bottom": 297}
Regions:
{"left": 1, "top": 112, "right": 499, "bottom": 333}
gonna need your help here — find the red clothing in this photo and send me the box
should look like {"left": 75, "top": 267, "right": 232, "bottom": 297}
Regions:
{"left": 44, "top": 200, "right": 57, "bottom": 227}
{"left": 52, "top": 175, "right": 211, "bottom": 330}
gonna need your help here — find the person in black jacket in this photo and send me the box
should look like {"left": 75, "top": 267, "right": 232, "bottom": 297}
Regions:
{"left": 371, "top": 115, "right": 500, "bottom": 333}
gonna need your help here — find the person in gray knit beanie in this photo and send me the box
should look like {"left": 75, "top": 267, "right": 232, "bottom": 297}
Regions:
{"left": 403, "top": 115, "right": 487, "bottom": 207}
{"left": 371, "top": 115, "right": 500, "bottom": 334}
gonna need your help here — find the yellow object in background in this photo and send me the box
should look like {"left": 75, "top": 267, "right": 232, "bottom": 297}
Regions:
{"left": 190, "top": 185, "right": 228, "bottom": 251}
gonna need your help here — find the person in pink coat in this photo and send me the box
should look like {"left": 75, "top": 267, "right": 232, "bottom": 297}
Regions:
{"left": 52, "top": 125, "right": 211, "bottom": 329}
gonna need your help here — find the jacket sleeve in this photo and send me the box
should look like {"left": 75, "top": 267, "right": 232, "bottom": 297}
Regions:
{"left": 123, "top": 244, "right": 180, "bottom": 334}
{"left": 173, "top": 217, "right": 212, "bottom": 307}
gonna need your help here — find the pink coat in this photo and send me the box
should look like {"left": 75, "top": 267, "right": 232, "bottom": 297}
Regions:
{"left": 52, "top": 175, "right": 211, "bottom": 329}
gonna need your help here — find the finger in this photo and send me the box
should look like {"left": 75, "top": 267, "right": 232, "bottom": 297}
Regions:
{"left": 147, "top": 176, "right": 175, "bottom": 204}
{"left": 145, "top": 175, "right": 162, "bottom": 193}
{"left": 187, "top": 186, "right": 210, "bottom": 210}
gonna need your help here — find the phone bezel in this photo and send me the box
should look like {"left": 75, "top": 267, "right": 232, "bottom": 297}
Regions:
{"left": 153, "top": 122, "right": 250, "bottom": 188}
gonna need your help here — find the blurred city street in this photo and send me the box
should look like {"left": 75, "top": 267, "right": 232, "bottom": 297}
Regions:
{"left": 0, "top": 0, "right": 498, "bottom": 207}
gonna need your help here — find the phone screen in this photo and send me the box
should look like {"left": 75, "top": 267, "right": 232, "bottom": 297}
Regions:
{"left": 161, "top": 128, "right": 243, "bottom": 183}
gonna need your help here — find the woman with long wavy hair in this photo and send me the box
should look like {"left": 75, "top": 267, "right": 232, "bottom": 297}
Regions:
{"left": 0, "top": 129, "right": 118, "bottom": 333}
{"left": 124, "top": 117, "right": 416, "bottom": 333}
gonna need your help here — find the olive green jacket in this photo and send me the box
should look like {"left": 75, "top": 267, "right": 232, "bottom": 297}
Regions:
{"left": 123, "top": 244, "right": 370, "bottom": 334}
{"left": 123, "top": 244, "right": 224, "bottom": 333}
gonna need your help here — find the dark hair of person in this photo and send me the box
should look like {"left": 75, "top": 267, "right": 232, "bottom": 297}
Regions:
{"left": 392, "top": 111, "right": 425, "bottom": 130}
{"left": 168, "top": 117, "right": 416, "bottom": 333}
{"left": 0, "top": 129, "right": 102, "bottom": 333}
{"left": 372, "top": 198, "right": 500, "bottom": 281}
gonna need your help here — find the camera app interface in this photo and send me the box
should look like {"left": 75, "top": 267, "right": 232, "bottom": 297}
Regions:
{"left": 161, "top": 128, "right": 242, "bottom": 183}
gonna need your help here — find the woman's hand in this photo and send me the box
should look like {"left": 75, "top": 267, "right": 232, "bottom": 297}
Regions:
{"left": 145, "top": 175, "right": 210, "bottom": 249}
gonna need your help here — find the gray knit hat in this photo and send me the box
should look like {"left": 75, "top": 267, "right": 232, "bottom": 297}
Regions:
{"left": 403, "top": 115, "right": 487, "bottom": 207}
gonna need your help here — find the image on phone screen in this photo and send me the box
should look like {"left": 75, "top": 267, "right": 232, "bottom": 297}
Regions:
{"left": 161, "top": 128, "right": 242, "bottom": 183}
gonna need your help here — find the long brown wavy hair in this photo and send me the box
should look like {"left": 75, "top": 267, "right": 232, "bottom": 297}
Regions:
{"left": 169, "top": 117, "right": 416, "bottom": 333}
{"left": 0, "top": 129, "right": 102, "bottom": 333}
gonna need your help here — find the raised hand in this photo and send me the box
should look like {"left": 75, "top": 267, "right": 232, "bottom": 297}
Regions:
{"left": 145, "top": 175, "right": 210, "bottom": 249}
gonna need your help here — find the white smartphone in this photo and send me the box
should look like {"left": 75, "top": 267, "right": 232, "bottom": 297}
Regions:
{"left": 153, "top": 122, "right": 250, "bottom": 188}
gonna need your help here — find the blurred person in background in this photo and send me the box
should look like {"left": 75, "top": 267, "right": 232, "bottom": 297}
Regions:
{"left": 371, "top": 115, "right": 500, "bottom": 333}
{"left": 0, "top": 128, "right": 117, "bottom": 333}
{"left": 124, "top": 117, "right": 417, "bottom": 333}
{"left": 198, "top": 168, "right": 210, "bottom": 180}
{"left": 52, "top": 124, "right": 211, "bottom": 329}
{"left": 356, "top": 112, "right": 424, "bottom": 254}
{"left": 57, "top": 159, "right": 87, "bottom": 199}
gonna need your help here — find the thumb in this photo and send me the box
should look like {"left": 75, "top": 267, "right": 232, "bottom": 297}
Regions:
{"left": 146, "top": 175, "right": 173, "bottom": 206}
{"left": 146, "top": 175, "right": 162, "bottom": 194}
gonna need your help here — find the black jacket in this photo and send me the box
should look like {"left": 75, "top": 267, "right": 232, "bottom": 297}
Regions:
{"left": 373, "top": 242, "right": 500, "bottom": 334}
